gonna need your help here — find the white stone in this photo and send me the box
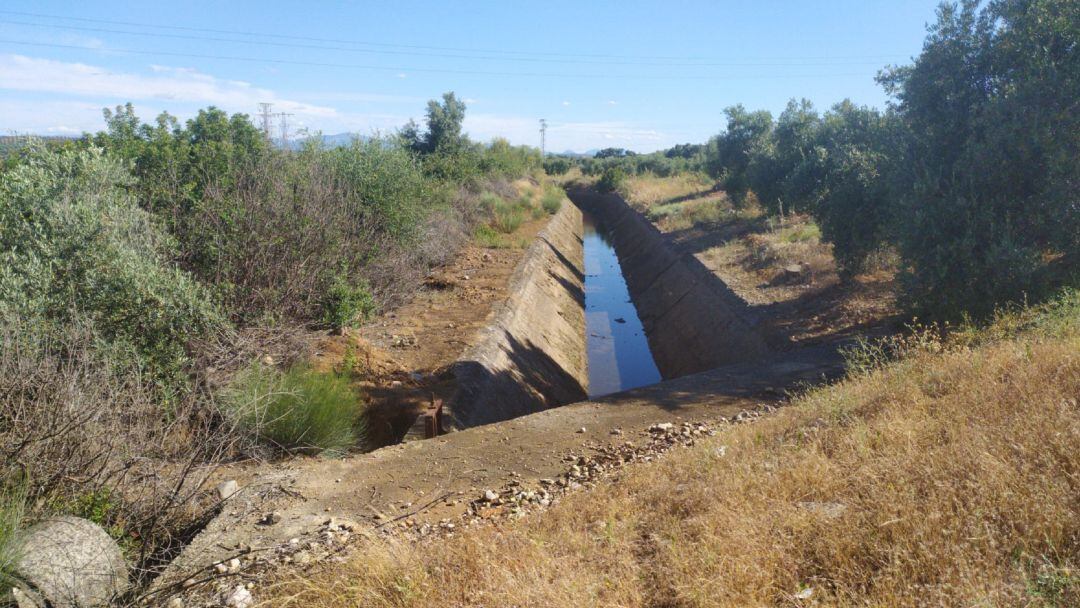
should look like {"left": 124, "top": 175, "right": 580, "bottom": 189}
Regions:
{"left": 225, "top": 585, "right": 253, "bottom": 608}
{"left": 216, "top": 480, "right": 239, "bottom": 501}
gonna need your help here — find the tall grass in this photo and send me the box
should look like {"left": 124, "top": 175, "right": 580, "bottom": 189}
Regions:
{"left": 0, "top": 486, "right": 26, "bottom": 596}
{"left": 540, "top": 188, "right": 563, "bottom": 215}
{"left": 491, "top": 200, "right": 527, "bottom": 234}
{"left": 225, "top": 365, "right": 364, "bottom": 456}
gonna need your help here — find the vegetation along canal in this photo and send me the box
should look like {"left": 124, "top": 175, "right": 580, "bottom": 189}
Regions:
{"left": 582, "top": 211, "right": 661, "bottom": 397}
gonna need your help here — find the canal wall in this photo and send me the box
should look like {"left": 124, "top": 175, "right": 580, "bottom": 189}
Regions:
{"left": 443, "top": 201, "right": 589, "bottom": 430}
{"left": 567, "top": 187, "right": 770, "bottom": 378}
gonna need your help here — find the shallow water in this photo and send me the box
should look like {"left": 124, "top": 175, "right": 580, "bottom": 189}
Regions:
{"left": 582, "top": 211, "right": 661, "bottom": 397}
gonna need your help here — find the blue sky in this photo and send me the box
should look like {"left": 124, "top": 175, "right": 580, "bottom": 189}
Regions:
{"left": 0, "top": 1, "right": 943, "bottom": 152}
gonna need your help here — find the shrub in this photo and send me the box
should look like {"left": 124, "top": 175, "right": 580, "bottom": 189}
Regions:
{"left": 320, "top": 279, "right": 376, "bottom": 331}
{"left": 0, "top": 145, "right": 222, "bottom": 389}
{"left": 596, "top": 167, "right": 628, "bottom": 194}
{"left": 542, "top": 157, "right": 572, "bottom": 176}
{"left": 540, "top": 188, "right": 563, "bottom": 214}
{"left": 225, "top": 364, "right": 364, "bottom": 456}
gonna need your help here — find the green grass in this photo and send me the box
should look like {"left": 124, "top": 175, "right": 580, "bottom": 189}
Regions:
{"left": 0, "top": 486, "right": 27, "bottom": 594}
{"left": 492, "top": 200, "right": 527, "bottom": 234}
{"left": 474, "top": 224, "right": 510, "bottom": 248}
{"left": 777, "top": 221, "right": 821, "bottom": 243}
{"left": 540, "top": 188, "right": 563, "bottom": 215}
{"left": 226, "top": 364, "right": 365, "bottom": 456}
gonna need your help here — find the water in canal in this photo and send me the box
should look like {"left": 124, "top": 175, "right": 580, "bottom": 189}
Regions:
{"left": 582, "top": 211, "right": 661, "bottom": 397}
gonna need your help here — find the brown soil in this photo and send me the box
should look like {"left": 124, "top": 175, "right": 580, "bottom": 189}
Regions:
{"left": 307, "top": 213, "right": 553, "bottom": 447}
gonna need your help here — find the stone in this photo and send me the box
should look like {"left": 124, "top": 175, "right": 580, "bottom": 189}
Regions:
{"left": 216, "top": 480, "right": 240, "bottom": 502}
{"left": 13, "top": 516, "right": 128, "bottom": 608}
{"left": 797, "top": 501, "right": 847, "bottom": 519}
{"left": 224, "top": 585, "right": 253, "bottom": 608}
{"left": 261, "top": 511, "right": 283, "bottom": 525}
{"left": 483, "top": 490, "right": 498, "bottom": 502}
{"left": 650, "top": 422, "right": 675, "bottom": 432}
{"left": 165, "top": 598, "right": 185, "bottom": 608}
{"left": 576, "top": 427, "right": 586, "bottom": 433}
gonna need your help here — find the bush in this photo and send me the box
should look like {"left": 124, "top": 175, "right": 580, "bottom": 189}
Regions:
{"left": 320, "top": 279, "right": 376, "bottom": 330}
{"left": 225, "top": 364, "right": 364, "bottom": 456}
{"left": 543, "top": 157, "right": 572, "bottom": 176}
{"left": 597, "top": 167, "right": 627, "bottom": 194}
{"left": 0, "top": 145, "right": 222, "bottom": 389}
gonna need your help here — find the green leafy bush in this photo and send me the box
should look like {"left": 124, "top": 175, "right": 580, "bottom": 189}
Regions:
{"left": 321, "top": 279, "right": 376, "bottom": 330}
{"left": 0, "top": 145, "right": 222, "bottom": 388}
{"left": 597, "top": 167, "right": 628, "bottom": 194}
{"left": 225, "top": 364, "right": 364, "bottom": 456}
{"left": 543, "top": 157, "right": 572, "bottom": 176}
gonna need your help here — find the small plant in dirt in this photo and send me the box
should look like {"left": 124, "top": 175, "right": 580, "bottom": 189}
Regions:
{"left": 474, "top": 224, "right": 508, "bottom": 249}
{"left": 540, "top": 188, "right": 563, "bottom": 215}
{"left": 321, "top": 279, "right": 376, "bottom": 331}
{"left": 492, "top": 200, "right": 526, "bottom": 234}
{"left": 225, "top": 364, "right": 365, "bottom": 456}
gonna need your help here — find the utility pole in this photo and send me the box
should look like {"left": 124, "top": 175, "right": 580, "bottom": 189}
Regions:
{"left": 277, "top": 112, "right": 294, "bottom": 147}
{"left": 257, "top": 102, "right": 273, "bottom": 141}
{"left": 539, "top": 118, "right": 547, "bottom": 157}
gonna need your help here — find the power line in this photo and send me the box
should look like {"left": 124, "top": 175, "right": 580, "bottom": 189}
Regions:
{"left": 0, "top": 9, "right": 911, "bottom": 64}
{"left": 0, "top": 39, "right": 872, "bottom": 81}
{"left": 257, "top": 102, "right": 273, "bottom": 140}
{"left": 0, "top": 18, "right": 904, "bottom": 68}
{"left": 539, "top": 119, "right": 547, "bottom": 157}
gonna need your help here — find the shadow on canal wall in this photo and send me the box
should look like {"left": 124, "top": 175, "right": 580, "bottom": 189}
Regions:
{"left": 567, "top": 187, "right": 770, "bottom": 379}
{"left": 443, "top": 202, "right": 589, "bottom": 430}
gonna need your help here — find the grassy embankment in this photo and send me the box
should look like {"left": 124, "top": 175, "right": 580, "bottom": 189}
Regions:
{"left": 267, "top": 290, "right": 1079, "bottom": 607}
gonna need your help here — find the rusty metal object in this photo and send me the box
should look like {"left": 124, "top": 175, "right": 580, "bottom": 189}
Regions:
{"left": 423, "top": 397, "right": 443, "bottom": 438}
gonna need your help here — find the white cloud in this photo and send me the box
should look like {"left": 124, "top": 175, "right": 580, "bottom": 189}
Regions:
{"left": 607, "top": 100, "right": 618, "bottom": 105}
{"left": 561, "top": 100, "right": 571, "bottom": 106}
{"left": 0, "top": 54, "right": 337, "bottom": 118}
{"left": 396, "top": 73, "right": 408, "bottom": 79}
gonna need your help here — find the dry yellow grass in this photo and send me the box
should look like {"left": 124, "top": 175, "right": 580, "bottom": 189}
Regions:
{"left": 265, "top": 295, "right": 1079, "bottom": 607}
{"left": 623, "top": 173, "right": 715, "bottom": 212}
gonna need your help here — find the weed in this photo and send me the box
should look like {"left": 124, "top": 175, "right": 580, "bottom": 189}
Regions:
{"left": 474, "top": 224, "right": 509, "bottom": 249}
{"left": 540, "top": 188, "right": 563, "bottom": 215}
{"left": 0, "top": 486, "right": 26, "bottom": 595}
{"left": 492, "top": 200, "right": 526, "bottom": 234}
{"left": 225, "top": 364, "right": 365, "bottom": 456}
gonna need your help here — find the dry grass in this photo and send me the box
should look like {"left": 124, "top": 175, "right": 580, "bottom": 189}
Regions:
{"left": 622, "top": 172, "right": 715, "bottom": 212}
{"left": 264, "top": 294, "right": 1079, "bottom": 607}
{"left": 742, "top": 215, "right": 836, "bottom": 286}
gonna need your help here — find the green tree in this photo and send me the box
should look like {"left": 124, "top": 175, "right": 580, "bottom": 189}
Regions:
{"left": 704, "top": 105, "right": 774, "bottom": 204}
{"left": 880, "top": 0, "right": 1079, "bottom": 319}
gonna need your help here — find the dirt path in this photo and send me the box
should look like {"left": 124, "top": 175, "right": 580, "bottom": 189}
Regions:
{"left": 160, "top": 344, "right": 843, "bottom": 589}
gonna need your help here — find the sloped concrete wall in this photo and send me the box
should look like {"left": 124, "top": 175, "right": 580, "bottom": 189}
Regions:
{"left": 568, "top": 187, "right": 769, "bottom": 378}
{"left": 444, "top": 202, "right": 588, "bottom": 429}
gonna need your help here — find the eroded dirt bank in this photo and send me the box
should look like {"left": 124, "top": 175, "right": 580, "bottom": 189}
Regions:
{"left": 568, "top": 187, "right": 771, "bottom": 379}
{"left": 443, "top": 202, "right": 588, "bottom": 429}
